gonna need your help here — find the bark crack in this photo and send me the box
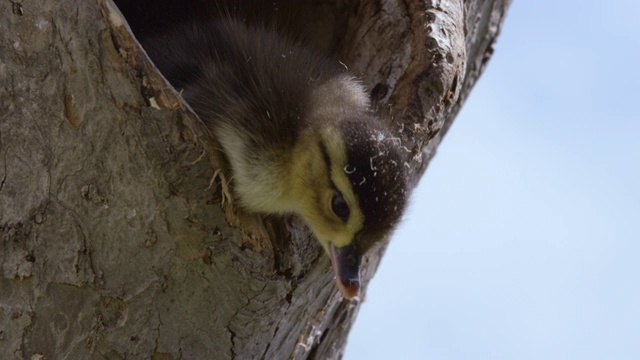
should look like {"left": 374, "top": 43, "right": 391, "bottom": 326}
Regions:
{"left": 0, "top": 147, "right": 7, "bottom": 194}
{"left": 226, "top": 283, "right": 267, "bottom": 359}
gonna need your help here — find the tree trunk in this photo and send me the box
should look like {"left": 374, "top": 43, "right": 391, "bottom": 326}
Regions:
{"left": 0, "top": 0, "right": 510, "bottom": 359}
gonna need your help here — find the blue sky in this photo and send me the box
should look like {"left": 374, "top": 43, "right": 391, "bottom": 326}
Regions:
{"left": 345, "top": 1, "right": 640, "bottom": 359}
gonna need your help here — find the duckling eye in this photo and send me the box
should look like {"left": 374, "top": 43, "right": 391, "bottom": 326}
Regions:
{"left": 331, "top": 193, "right": 350, "bottom": 222}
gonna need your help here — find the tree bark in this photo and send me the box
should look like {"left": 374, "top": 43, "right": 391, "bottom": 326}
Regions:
{"left": 0, "top": 0, "right": 510, "bottom": 359}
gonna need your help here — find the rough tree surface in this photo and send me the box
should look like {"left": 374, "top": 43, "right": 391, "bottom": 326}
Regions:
{"left": 0, "top": 0, "right": 510, "bottom": 359}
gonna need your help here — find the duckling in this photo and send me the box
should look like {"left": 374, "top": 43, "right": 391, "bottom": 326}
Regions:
{"left": 138, "top": 18, "right": 408, "bottom": 299}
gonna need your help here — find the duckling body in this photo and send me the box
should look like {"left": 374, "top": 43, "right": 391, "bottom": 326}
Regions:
{"left": 139, "top": 19, "right": 408, "bottom": 298}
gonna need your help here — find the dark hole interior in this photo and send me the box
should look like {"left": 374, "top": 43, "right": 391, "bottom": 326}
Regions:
{"left": 112, "top": 0, "right": 357, "bottom": 58}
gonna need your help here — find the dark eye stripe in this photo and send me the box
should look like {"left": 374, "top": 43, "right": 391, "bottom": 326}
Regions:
{"left": 319, "top": 140, "right": 338, "bottom": 192}
{"left": 320, "top": 141, "right": 351, "bottom": 222}
{"left": 319, "top": 141, "right": 332, "bottom": 176}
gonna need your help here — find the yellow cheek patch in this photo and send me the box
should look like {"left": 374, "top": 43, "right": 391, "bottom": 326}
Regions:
{"left": 289, "top": 127, "right": 365, "bottom": 251}
{"left": 320, "top": 128, "right": 365, "bottom": 247}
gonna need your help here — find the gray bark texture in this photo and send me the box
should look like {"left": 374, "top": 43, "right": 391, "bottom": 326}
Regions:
{"left": 0, "top": 0, "right": 510, "bottom": 359}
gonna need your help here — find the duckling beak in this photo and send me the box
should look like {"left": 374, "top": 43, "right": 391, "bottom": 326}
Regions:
{"left": 329, "top": 243, "right": 361, "bottom": 299}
